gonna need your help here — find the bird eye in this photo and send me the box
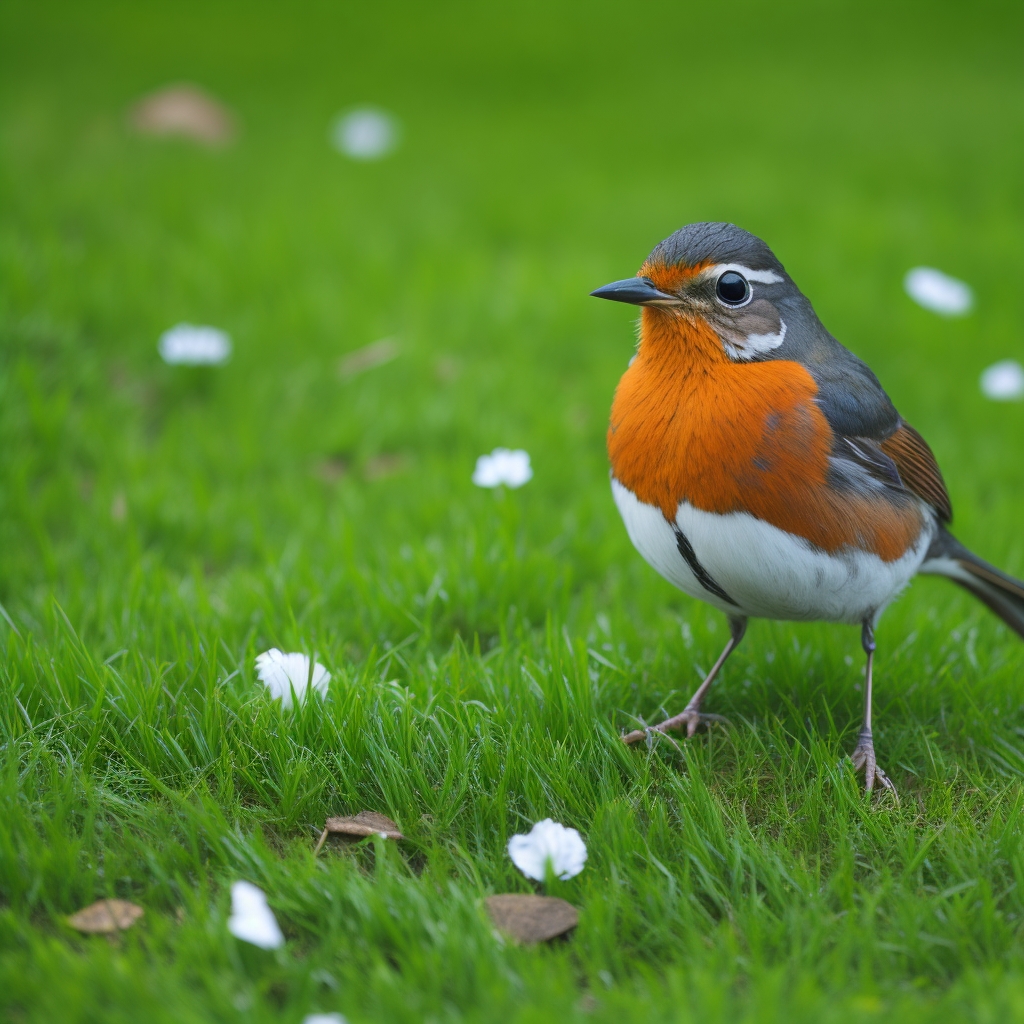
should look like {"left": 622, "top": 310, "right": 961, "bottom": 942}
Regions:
{"left": 716, "top": 271, "right": 750, "bottom": 305}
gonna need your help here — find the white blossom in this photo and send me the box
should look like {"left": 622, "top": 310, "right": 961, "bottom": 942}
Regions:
{"left": 303, "top": 1016, "right": 347, "bottom": 1024}
{"left": 980, "top": 359, "right": 1024, "bottom": 401}
{"left": 255, "top": 649, "right": 331, "bottom": 709}
{"left": 227, "top": 881, "right": 284, "bottom": 949}
{"left": 904, "top": 267, "right": 973, "bottom": 316}
{"left": 507, "top": 818, "right": 587, "bottom": 881}
{"left": 158, "top": 323, "right": 232, "bottom": 365}
{"left": 331, "top": 108, "right": 398, "bottom": 160}
{"left": 472, "top": 448, "right": 532, "bottom": 489}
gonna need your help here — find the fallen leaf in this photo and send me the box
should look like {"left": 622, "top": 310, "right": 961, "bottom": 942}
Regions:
{"left": 364, "top": 454, "right": 407, "bottom": 480}
{"left": 435, "top": 355, "right": 461, "bottom": 382}
{"left": 130, "top": 84, "right": 236, "bottom": 146}
{"left": 338, "top": 338, "right": 400, "bottom": 379}
{"left": 484, "top": 894, "right": 579, "bottom": 943}
{"left": 315, "top": 456, "right": 349, "bottom": 483}
{"left": 68, "top": 899, "right": 144, "bottom": 934}
{"left": 314, "top": 810, "right": 404, "bottom": 853}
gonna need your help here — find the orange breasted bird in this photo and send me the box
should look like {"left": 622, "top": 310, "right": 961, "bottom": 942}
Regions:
{"left": 592, "top": 222, "right": 1024, "bottom": 795}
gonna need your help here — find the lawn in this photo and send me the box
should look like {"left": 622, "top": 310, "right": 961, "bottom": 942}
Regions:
{"left": 3, "top": 1, "right": 1024, "bottom": 1021}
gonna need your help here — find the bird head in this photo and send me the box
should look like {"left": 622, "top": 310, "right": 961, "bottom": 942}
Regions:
{"left": 592, "top": 222, "right": 803, "bottom": 362}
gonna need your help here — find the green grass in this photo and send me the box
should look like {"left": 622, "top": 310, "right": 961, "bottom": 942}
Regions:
{"left": 3, "top": 1, "right": 1024, "bottom": 1020}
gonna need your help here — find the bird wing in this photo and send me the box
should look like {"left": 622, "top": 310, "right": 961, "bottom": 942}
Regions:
{"left": 833, "top": 422, "right": 952, "bottom": 523}
{"left": 878, "top": 422, "right": 952, "bottom": 522}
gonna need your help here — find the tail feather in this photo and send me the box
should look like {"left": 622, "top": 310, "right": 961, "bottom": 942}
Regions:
{"left": 920, "top": 528, "right": 1024, "bottom": 639}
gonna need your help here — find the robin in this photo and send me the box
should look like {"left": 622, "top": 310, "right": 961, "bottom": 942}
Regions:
{"left": 592, "top": 222, "right": 1024, "bottom": 795}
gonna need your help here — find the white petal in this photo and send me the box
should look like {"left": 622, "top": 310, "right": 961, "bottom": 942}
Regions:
{"left": 158, "top": 323, "right": 232, "bottom": 365}
{"left": 330, "top": 108, "right": 398, "bottom": 160}
{"left": 473, "top": 448, "right": 532, "bottom": 488}
{"left": 303, "top": 1016, "right": 347, "bottom": 1024}
{"left": 255, "top": 650, "right": 331, "bottom": 708}
{"left": 228, "top": 881, "right": 284, "bottom": 949}
{"left": 499, "top": 449, "right": 532, "bottom": 488}
{"left": 904, "top": 267, "right": 973, "bottom": 316}
{"left": 980, "top": 359, "right": 1024, "bottom": 401}
{"left": 309, "top": 661, "right": 331, "bottom": 698}
{"left": 255, "top": 649, "right": 293, "bottom": 708}
{"left": 472, "top": 454, "right": 501, "bottom": 487}
{"left": 508, "top": 818, "right": 587, "bottom": 881}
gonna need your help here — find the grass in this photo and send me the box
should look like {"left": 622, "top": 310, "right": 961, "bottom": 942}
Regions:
{"left": 2, "top": 0, "right": 1024, "bottom": 1020}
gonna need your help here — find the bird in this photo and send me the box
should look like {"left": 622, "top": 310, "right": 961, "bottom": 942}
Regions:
{"left": 591, "top": 222, "right": 1024, "bottom": 796}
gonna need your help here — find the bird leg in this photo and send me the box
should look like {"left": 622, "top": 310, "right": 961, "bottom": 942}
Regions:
{"left": 623, "top": 616, "right": 747, "bottom": 746}
{"left": 848, "top": 621, "right": 898, "bottom": 799}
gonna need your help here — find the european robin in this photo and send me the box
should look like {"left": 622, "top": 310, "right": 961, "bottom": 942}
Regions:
{"left": 593, "top": 222, "right": 1024, "bottom": 796}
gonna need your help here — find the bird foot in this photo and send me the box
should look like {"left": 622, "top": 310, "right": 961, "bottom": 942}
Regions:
{"left": 622, "top": 709, "right": 730, "bottom": 746}
{"left": 849, "top": 729, "right": 898, "bottom": 800}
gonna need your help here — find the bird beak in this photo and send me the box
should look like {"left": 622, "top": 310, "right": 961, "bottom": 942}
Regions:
{"left": 590, "top": 276, "right": 678, "bottom": 306}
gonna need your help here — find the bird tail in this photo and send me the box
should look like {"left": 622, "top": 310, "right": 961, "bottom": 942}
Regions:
{"left": 919, "top": 527, "right": 1024, "bottom": 639}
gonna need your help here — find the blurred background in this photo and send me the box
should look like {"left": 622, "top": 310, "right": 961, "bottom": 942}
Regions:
{"left": 1, "top": 0, "right": 1022, "bottom": 649}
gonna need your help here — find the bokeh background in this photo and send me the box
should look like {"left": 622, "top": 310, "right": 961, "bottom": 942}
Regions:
{"left": 3, "top": 0, "right": 1022, "bottom": 619}
{"left": 3, "top": 2, "right": 1024, "bottom": 1021}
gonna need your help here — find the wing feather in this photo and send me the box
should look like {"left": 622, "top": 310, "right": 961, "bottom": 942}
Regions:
{"left": 878, "top": 422, "right": 952, "bottom": 523}
{"left": 831, "top": 422, "right": 951, "bottom": 523}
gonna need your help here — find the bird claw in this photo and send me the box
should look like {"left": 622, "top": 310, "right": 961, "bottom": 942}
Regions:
{"left": 622, "top": 709, "right": 731, "bottom": 747}
{"left": 849, "top": 730, "right": 898, "bottom": 801}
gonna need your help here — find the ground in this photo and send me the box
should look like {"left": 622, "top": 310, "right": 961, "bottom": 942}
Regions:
{"left": 2, "top": 1, "right": 1024, "bottom": 1021}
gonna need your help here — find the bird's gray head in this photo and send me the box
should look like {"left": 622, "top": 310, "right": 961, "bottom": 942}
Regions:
{"left": 591, "top": 222, "right": 898, "bottom": 437}
{"left": 591, "top": 221, "right": 817, "bottom": 362}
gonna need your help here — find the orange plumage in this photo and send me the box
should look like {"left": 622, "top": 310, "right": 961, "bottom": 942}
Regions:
{"left": 608, "top": 307, "right": 923, "bottom": 562}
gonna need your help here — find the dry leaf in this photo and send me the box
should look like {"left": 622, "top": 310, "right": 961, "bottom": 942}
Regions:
{"left": 435, "top": 356, "right": 461, "bottom": 382}
{"left": 484, "top": 894, "right": 578, "bottom": 943}
{"left": 364, "top": 454, "right": 407, "bottom": 480}
{"left": 315, "top": 457, "right": 349, "bottom": 483}
{"left": 314, "top": 811, "right": 404, "bottom": 854}
{"left": 68, "top": 899, "right": 144, "bottom": 934}
{"left": 338, "top": 338, "right": 399, "bottom": 379}
{"left": 130, "top": 84, "right": 236, "bottom": 146}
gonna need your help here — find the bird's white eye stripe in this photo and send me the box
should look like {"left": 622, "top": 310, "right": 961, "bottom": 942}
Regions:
{"left": 711, "top": 263, "right": 784, "bottom": 285}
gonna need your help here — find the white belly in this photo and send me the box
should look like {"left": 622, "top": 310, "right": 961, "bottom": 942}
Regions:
{"left": 611, "top": 477, "right": 933, "bottom": 624}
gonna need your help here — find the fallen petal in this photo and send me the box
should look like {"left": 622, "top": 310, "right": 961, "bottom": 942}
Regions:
{"left": 980, "top": 359, "right": 1024, "bottom": 401}
{"left": 472, "top": 448, "right": 533, "bottom": 489}
{"left": 256, "top": 649, "right": 331, "bottom": 709}
{"left": 158, "top": 324, "right": 232, "bottom": 366}
{"left": 904, "top": 267, "right": 973, "bottom": 316}
{"left": 68, "top": 899, "right": 144, "bottom": 934}
{"left": 484, "top": 894, "right": 579, "bottom": 943}
{"left": 228, "top": 881, "right": 284, "bottom": 949}
{"left": 508, "top": 818, "right": 587, "bottom": 881}
{"left": 331, "top": 108, "right": 399, "bottom": 160}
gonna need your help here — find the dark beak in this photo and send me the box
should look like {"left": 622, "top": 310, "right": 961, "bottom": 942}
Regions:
{"left": 590, "top": 276, "right": 678, "bottom": 306}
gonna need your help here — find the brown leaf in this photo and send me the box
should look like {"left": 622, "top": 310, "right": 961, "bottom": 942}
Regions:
{"left": 129, "top": 84, "right": 236, "bottom": 146}
{"left": 338, "top": 338, "right": 400, "bottom": 379}
{"left": 315, "top": 810, "right": 404, "bottom": 853}
{"left": 364, "top": 454, "right": 407, "bottom": 480}
{"left": 314, "top": 456, "right": 349, "bottom": 483}
{"left": 484, "top": 894, "right": 578, "bottom": 944}
{"left": 67, "top": 899, "right": 144, "bottom": 934}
